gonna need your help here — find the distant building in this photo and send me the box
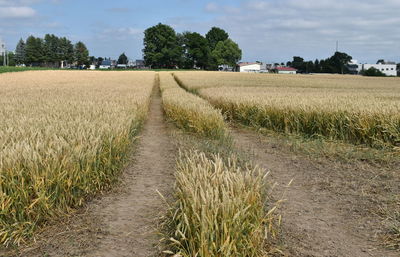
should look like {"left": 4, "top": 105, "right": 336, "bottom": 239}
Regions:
{"left": 362, "top": 63, "right": 396, "bottom": 76}
{"left": 347, "top": 60, "right": 362, "bottom": 74}
{"left": 347, "top": 60, "right": 397, "bottom": 76}
{"left": 99, "top": 59, "right": 112, "bottom": 69}
{"left": 274, "top": 67, "right": 297, "bottom": 74}
{"left": 116, "top": 64, "right": 127, "bottom": 69}
{"left": 134, "top": 59, "right": 146, "bottom": 69}
{"left": 218, "top": 64, "right": 234, "bottom": 72}
{"left": 238, "top": 62, "right": 261, "bottom": 72}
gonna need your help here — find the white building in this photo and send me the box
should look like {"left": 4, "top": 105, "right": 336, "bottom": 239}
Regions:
{"left": 238, "top": 62, "right": 261, "bottom": 72}
{"left": 362, "top": 63, "right": 397, "bottom": 76}
{"left": 347, "top": 59, "right": 362, "bottom": 74}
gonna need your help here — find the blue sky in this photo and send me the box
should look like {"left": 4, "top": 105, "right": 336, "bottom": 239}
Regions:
{"left": 1, "top": 0, "right": 399, "bottom": 63}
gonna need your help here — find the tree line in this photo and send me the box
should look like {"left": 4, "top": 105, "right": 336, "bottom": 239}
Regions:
{"left": 12, "top": 34, "right": 89, "bottom": 67}
{"left": 286, "top": 52, "right": 353, "bottom": 74}
{"left": 143, "top": 23, "right": 242, "bottom": 69}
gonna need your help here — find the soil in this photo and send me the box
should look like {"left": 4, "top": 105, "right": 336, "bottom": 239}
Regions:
{"left": 232, "top": 127, "right": 399, "bottom": 257}
{"left": 6, "top": 87, "right": 176, "bottom": 257}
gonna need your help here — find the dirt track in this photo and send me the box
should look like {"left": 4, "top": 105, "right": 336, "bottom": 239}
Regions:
{"left": 232, "top": 127, "right": 398, "bottom": 257}
{"left": 14, "top": 86, "right": 175, "bottom": 257}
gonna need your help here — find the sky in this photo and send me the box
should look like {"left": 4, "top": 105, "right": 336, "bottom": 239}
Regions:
{"left": 0, "top": 0, "right": 399, "bottom": 63}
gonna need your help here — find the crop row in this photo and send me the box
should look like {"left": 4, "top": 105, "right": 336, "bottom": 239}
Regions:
{"left": 0, "top": 71, "right": 155, "bottom": 245}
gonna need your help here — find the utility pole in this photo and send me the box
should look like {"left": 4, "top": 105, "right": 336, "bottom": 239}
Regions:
{"left": 336, "top": 41, "right": 339, "bottom": 53}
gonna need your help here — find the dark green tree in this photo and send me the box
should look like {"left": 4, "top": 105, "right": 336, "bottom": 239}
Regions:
{"left": 59, "top": 37, "right": 74, "bottom": 65}
{"left": 290, "top": 56, "right": 306, "bottom": 72}
{"left": 328, "top": 51, "right": 352, "bottom": 74}
{"left": 181, "top": 32, "right": 210, "bottom": 69}
{"left": 206, "top": 27, "right": 229, "bottom": 51}
{"left": 14, "top": 38, "right": 26, "bottom": 65}
{"left": 7, "top": 52, "right": 16, "bottom": 66}
{"left": 211, "top": 39, "right": 242, "bottom": 67}
{"left": 25, "top": 36, "right": 45, "bottom": 66}
{"left": 44, "top": 34, "right": 62, "bottom": 67}
{"left": 118, "top": 52, "right": 128, "bottom": 64}
{"left": 314, "top": 59, "right": 320, "bottom": 73}
{"left": 361, "top": 67, "right": 386, "bottom": 76}
{"left": 143, "top": 23, "right": 182, "bottom": 68}
{"left": 96, "top": 57, "right": 104, "bottom": 67}
{"left": 74, "top": 41, "right": 89, "bottom": 66}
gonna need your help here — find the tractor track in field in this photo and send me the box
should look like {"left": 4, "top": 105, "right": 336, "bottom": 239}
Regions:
{"left": 10, "top": 85, "right": 175, "bottom": 257}
{"left": 232, "top": 127, "right": 399, "bottom": 257}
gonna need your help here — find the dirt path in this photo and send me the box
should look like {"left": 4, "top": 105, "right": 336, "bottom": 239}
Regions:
{"left": 87, "top": 88, "right": 175, "bottom": 257}
{"left": 14, "top": 86, "right": 175, "bottom": 257}
{"left": 232, "top": 128, "right": 398, "bottom": 257}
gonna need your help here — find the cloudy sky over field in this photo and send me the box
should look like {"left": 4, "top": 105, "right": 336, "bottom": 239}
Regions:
{"left": 1, "top": 0, "right": 399, "bottom": 63}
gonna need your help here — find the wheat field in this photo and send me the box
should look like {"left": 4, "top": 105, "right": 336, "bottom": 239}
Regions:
{"left": 174, "top": 72, "right": 400, "bottom": 148}
{"left": 159, "top": 72, "right": 227, "bottom": 139}
{"left": 0, "top": 71, "right": 154, "bottom": 245}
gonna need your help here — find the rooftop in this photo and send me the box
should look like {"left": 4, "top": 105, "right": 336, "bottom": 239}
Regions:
{"left": 238, "top": 62, "right": 259, "bottom": 67}
{"left": 276, "top": 67, "right": 297, "bottom": 71}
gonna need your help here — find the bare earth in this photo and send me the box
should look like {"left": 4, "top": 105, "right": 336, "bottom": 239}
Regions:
{"left": 11, "top": 87, "right": 175, "bottom": 257}
{"left": 232, "top": 127, "right": 399, "bottom": 257}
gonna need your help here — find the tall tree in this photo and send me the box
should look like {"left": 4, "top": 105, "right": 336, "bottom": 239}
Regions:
{"left": 181, "top": 32, "right": 210, "bottom": 69}
{"left": 118, "top": 52, "right": 128, "bottom": 64}
{"left": 211, "top": 39, "right": 242, "bottom": 67}
{"left": 25, "top": 36, "right": 45, "bottom": 66}
{"left": 74, "top": 41, "right": 89, "bottom": 66}
{"left": 44, "top": 34, "right": 62, "bottom": 67}
{"left": 14, "top": 38, "right": 26, "bottom": 65}
{"left": 143, "top": 23, "right": 181, "bottom": 69}
{"left": 206, "top": 27, "right": 229, "bottom": 51}
{"left": 59, "top": 37, "right": 74, "bottom": 65}
{"left": 328, "top": 51, "right": 352, "bottom": 74}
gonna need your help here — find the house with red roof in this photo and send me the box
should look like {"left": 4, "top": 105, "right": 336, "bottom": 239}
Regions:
{"left": 274, "top": 67, "right": 297, "bottom": 74}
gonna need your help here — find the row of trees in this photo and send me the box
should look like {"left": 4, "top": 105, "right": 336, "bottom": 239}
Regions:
{"left": 143, "top": 24, "right": 242, "bottom": 69}
{"left": 286, "top": 52, "right": 353, "bottom": 74}
{"left": 14, "top": 34, "right": 89, "bottom": 67}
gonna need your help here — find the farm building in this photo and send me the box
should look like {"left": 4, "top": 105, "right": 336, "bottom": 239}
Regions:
{"left": 275, "top": 67, "right": 297, "bottom": 74}
{"left": 99, "top": 59, "right": 112, "bottom": 69}
{"left": 347, "top": 60, "right": 397, "bottom": 76}
{"left": 238, "top": 62, "right": 261, "bottom": 72}
{"left": 362, "top": 63, "right": 396, "bottom": 76}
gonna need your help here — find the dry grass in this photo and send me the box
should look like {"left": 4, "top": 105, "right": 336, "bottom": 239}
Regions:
{"left": 174, "top": 72, "right": 400, "bottom": 149}
{"left": 165, "top": 150, "right": 278, "bottom": 257}
{"left": 0, "top": 71, "right": 155, "bottom": 245}
{"left": 159, "top": 72, "right": 227, "bottom": 139}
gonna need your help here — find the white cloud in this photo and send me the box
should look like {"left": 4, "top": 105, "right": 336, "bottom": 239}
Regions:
{"left": 202, "top": 0, "right": 400, "bottom": 63}
{"left": 0, "top": 0, "right": 42, "bottom": 5}
{"left": 204, "top": 2, "right": 218, "bottom": 12}
{"left": 0, "top": 6, "right": 36, "bottom": 18}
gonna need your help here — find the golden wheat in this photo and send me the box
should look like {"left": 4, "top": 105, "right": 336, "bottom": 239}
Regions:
{"left": 0, "top": 70, "right": 155, "bottom": 245}
{"left": 166, "top": 150, "right": 276, "bottom": 257}
{"left": 159, "top": 72, "right": 227, "bottom": 139}
{"left": 174, "top": 72, "right": 400, "bottom": 148}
